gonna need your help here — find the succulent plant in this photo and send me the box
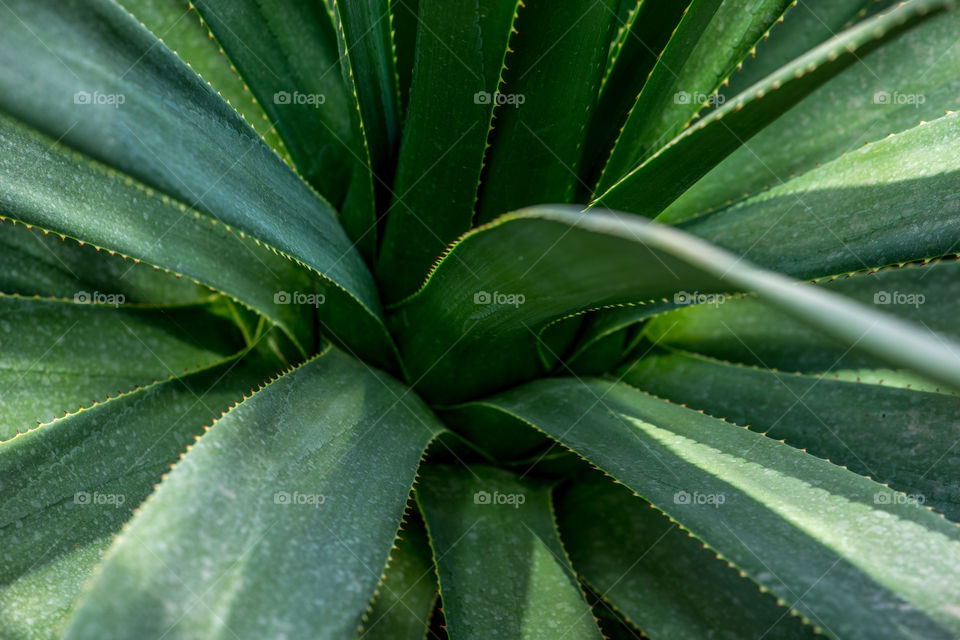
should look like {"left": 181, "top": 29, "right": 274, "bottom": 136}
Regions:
{"left": 2, "top": 0, "right": 960, "bottom": 638}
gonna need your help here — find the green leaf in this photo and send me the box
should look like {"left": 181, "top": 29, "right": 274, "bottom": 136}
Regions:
{"left": 326, "top": 0, "right": 401, "bottom": 186}
{"left": 0, "top": 113, "right": 316, "bottom": 353}
{"left": 664, "top": 6, "right": 960, "bottom": 222}
{"left": 580, "top": 0, "right": 691, "bottom": 189}
{"left": 376, "top": 0, "right": 521, "bottom": 302}
{"left": 416, "top": 464, "right": 603, "bottom": 640}
{"left": 623, "top": 350, "right": 960, "bottom": 521}
{"left": 0, "top": 220, "right": 207, "bottom": 305}
{"left": 596, "top": 0, "right": 794, "bottom": 192}
{"left": 391, "top": 206, "right": 960, "bottom": 403}
{"left": 0, "top": 295, "right": 244, "bottom": 441}
{"left": 0, "top": 352, "right": 276, "bottom": 639}
{"left": 63, "top": 347, "right": 445, "bottom": 640}
{"left": 557, "top": 476, "right": 817, "bottom": 639}
{"left": 0, "top": 0, "right": 393, "bottom": 365}
{"left": 591, "top": 0, "right": 952, "bottom": 218}
{"left": 474, "top": 0, "right": 618, "bottom": 223}
{"left": 470, "top": 376, "right": 960, "bottom": 639}
{"left": 391, "top": 0, "right": 419, "bottom": 114}
{"left": 357, "top": 514, "right": 438, "bottom": 640}
{"left": 190, "top": 0, "right": 356, "bottom": 206}
{"left": 642, "top": 254, "right": 960, "bottom": 374}
{"left": 114, "top": 0, "right": 290, "bottom": 159}
{"left": 719, "top": 0, "right": 900, "bottom": 101}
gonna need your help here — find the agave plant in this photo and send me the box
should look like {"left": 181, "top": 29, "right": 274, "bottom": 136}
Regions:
{"left": 3, "top": 0, "right": 960, "bottom": 637}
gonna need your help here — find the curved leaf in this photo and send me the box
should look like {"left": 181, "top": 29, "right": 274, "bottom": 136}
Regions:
{"left": 0, "top": 0, "right": 394, "bottom": 365}
{"left": 392, "top": 206, "right": 960, "bottom": 403}
{"left": 596, "top": 0, "right": 794, "bottom": 192}
{"left": 416, "top": 464, "right": 602, "bottom": 640}
{"left": 591, "top": 0, "right": 952, "bottom": 218}
{"left": 623, "top": 350, "right": 960, "bottom": 520}
{"left": 0, "top": 113, "right": 315, "bottom": 352}
{"left": 115, "top": 0, "right": 289, "bottom": 158}
{"left": 0, "top": 295, "right": 243, "bottom": 440}
{"left": 470, "top": 376, "right": 960, "bottom": 639}
{"left": 665, "top": 7, "right": 960, "bottom": 222}
{"left": 642, "top": 254, "right": 960, "bottom": 374}
{"left": 0, "top": 220, "right": 206, "bottom": 305}
{"left": 190, "top": 0, "right": 356, "bottom": 206}
{"left": 63, "top": 347, "right": 445, "bottom": 640}
{"left": 0, "top": 352, "right": 276, "bottom": 639}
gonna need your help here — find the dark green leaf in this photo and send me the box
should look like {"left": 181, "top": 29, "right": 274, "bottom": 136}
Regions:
{"left": 392, "top": 206, "right": 960, "bottom": 403}
{"left": 191, "top": 0, "right": 356, "bottom": 205}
